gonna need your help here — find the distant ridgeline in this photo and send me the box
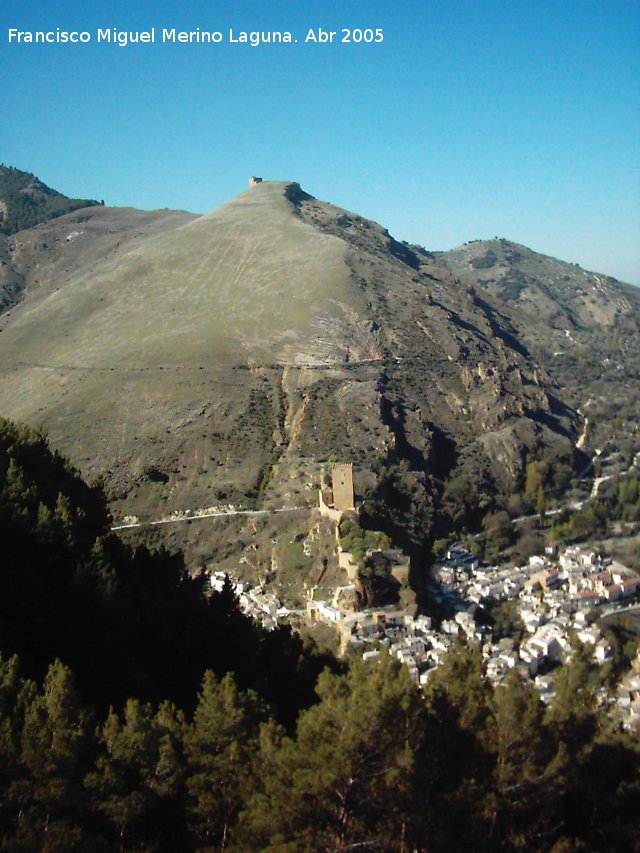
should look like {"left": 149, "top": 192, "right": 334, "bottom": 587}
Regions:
{"left": 0, "top": 164, "right": 100, "bottom": 234}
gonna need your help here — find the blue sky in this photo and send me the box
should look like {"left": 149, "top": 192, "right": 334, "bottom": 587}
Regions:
{"left": 1, "top": 0, "right": 639, "bottom": 283}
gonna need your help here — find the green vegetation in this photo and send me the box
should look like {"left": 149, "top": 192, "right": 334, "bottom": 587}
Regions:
{"left": 601, "top": 614, "right": 640, "bottom": 684}
{"left": 228, "top": 386, "right": 275, "bottom": 453}
{"left": 551, "top": 473, "right": 640, "bottom": 543}
{"left": 338, "top": 515, "right": 400, "bottom": 607}
{"left": 1, "top": 643, "right": 638, "bottom": 851}
{"left": 296, "top": 378, "right": 352, "bottom": 459}
{"left": 227, "top": 381, "right": 283, "bottom": 498}
{"left": 482, "top": 599, "right": 526, "bottom": 646}
{"left": 481, "top": 509, "right": 514, "bottom": 563}
{"left": 338, "top": 513, "right": 390, "bottom": 561}
{"left": 0, "top": 418, "right": 638, "bottom": 850}
{"left": 0, "top": 417, "right": 334, "bottom": 723}
{"left": 470, "top": 248, "right": 497, "bottom": 269}
{"left": 360, "top": 462, "right": 435, "bottom": 566}
{"left": 0, "top": 164, "right": 99, "bottom": 234}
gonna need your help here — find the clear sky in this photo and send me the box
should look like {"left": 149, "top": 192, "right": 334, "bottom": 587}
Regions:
{"left": 1, "top": 0, "right": 639, "bottom": 283}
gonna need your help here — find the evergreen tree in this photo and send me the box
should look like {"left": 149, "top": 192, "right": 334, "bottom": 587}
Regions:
{"left": 417, "top": 642, "right": 496, "bottom": 850}
{"left": 86, "top": 698, "right": 187, "bottom": 851}
{"left": 185, "top": 671, "right": 263, "bottom": 850}
{"left": 17, "top": 660, "right": 94, "bottom": 850}
{"left": 489, "top": 670, "right": 554, "bottom": 845}
{"left": 240, "top": 654, "right": 425, "bottom": 851}
{"left": 0, "top": 655, "right": 37, "bottom": 845}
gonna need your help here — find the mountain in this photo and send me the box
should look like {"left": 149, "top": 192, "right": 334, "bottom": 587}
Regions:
{"left": 435, "top": 239, "right": 640, "bottom": 329}
{"left": 436, "top": 238, "right": 640, "bottom": 339}
{"left": 0, "top": 164, "right": 102, "bottom": 313}
{"left": 0, "top": 164, "right": 100, "bottom": 235}
{"left": 0, "top": 175, "right": 637, "bottom": 588}
{"left": 435, "top": 238, "right": 640, "bottom": 468}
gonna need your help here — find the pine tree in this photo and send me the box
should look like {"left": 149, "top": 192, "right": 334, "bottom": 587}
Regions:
{"left": 417, "top": 642, "right": 496, "bottom": 850}
{"left": 493, "top": 670, "right": 547, "bottom": 792}
{"left": 18, "top": 660, "right": 94, "bottom": 850}
{"left": 0, "top": 655, "right": 37, "bottom": 845}
{"left": 240, "top": 654, "right": 425, "bottom": 851}
{"left": 185, "top": 671, "right": 263, "bottom": 850}
{"left": 86, "top": 697, "right": 187, "bottom": 850}
{"left": 489, "top": 670, "right": 554, "bottom": 845}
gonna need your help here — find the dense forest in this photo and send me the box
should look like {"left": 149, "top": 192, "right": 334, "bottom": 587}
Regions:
{"left": 0, "top": 417, "right": 638, "bottom": 851}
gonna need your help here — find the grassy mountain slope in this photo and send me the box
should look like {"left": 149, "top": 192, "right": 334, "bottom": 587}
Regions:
{"left": 0, "top": 183, "right": 373, "bottom": 511}
{"left": 0, "top": 181, "right": 595, "bottom": 580}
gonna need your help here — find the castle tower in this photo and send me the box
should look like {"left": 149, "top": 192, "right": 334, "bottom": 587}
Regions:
{"left": 332, "top": 463, "right": 354, "bottom": 511}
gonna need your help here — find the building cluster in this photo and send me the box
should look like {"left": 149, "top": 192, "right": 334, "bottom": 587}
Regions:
{"left": 439, "top": 544, "right": 638, "bottom": 612}
{"left": 306, "top": 544, "right": 639, "bottom": 722}
{"left": 209, "top": 539, "right": 639, "bottom": 730}
{"left": 209, "top": 571, "right": 292, "bottom": 631}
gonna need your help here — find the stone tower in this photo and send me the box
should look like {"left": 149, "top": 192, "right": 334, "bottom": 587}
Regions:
{"left": 332, "top": 463, "right": 355, "bottom": 511}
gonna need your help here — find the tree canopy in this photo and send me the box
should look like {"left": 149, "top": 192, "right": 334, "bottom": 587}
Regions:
{"left": 0, "top": 417, "right": 638, "bottom": 850}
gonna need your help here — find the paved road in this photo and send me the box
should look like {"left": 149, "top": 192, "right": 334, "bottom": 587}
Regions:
{"left": 512, "top": 502, "right": 584, "bottom": 525}
{"left": 111, "top": 505, "right": 306, "bottom": 531}
{"left": 589, "top": 450, "right": 640, "bottom": 498}
{"left": 512, "top": 447, "right": 640, "bottom": 527}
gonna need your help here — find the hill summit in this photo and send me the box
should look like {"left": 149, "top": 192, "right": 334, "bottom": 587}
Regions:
{"left": 437, "top": 237, "right": 638, "bottom": 334}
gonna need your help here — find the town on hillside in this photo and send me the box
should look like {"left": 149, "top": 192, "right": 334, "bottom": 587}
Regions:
{"left": 208, "top": 464, "right": 640, "bottom": 733}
